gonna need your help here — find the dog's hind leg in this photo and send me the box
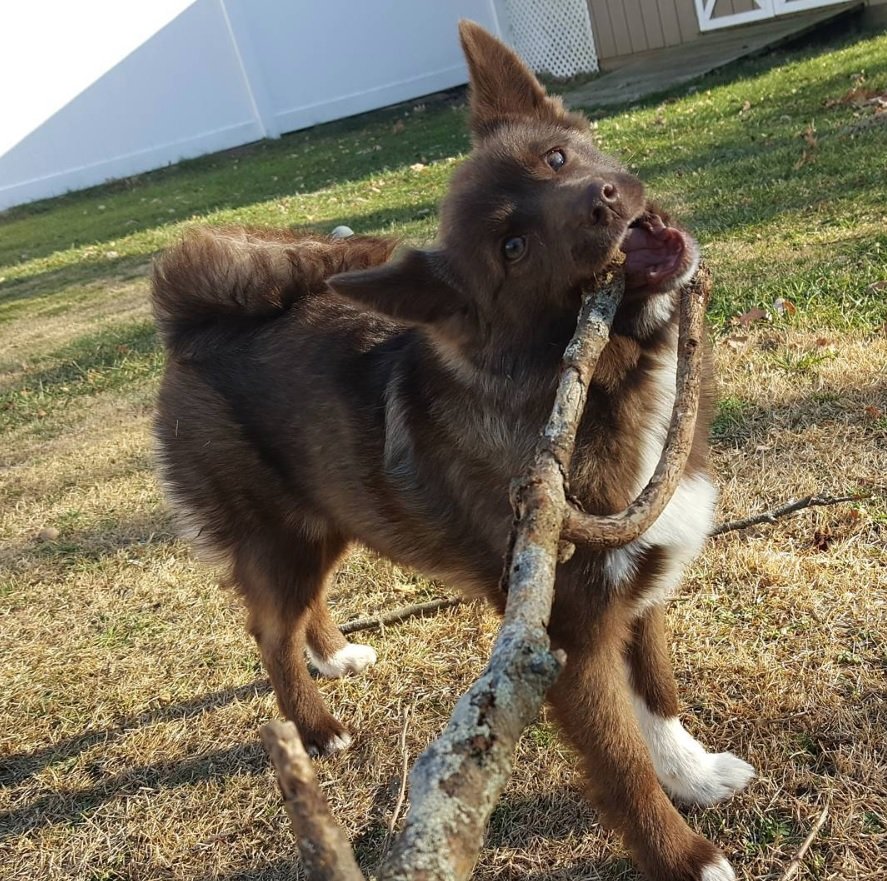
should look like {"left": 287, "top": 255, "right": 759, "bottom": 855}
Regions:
{"left": 549, "top": 603, "right": 736, "bottom": 881}
{"left": 626, "top": 604, "right": 755, "bottom": 807}
{"left": 305, "top": 591, "right": 377, "bottom": 679}
{"left": 233, "top": 530, "right": 353, "bottom": 756}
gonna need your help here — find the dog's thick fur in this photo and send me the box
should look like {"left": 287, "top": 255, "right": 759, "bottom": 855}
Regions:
{"left": 152, "top": 22, "right": 753, "bottom": 881}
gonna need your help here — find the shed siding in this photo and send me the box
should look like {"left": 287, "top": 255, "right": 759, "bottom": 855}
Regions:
{"left": 588, "top": 0, "right": 704, "bottom": 61}
{"left": 589, "top": 0, "right": 874, "bottom": 63}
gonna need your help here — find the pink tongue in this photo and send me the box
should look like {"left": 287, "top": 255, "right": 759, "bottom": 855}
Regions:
{"left": 620, "top": 224, "right": 683, "bottom": 286}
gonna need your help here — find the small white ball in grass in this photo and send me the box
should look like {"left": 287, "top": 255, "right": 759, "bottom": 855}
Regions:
{"left": 330, "top": 225, "right": 354, "bottom": 240}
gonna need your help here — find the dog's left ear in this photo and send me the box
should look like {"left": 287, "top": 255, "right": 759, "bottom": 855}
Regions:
{"left": 458, "top": 20, "right": 584, "bottom": 139}
{"left": 328, "top": 247, "right": 468, "bottom": 328}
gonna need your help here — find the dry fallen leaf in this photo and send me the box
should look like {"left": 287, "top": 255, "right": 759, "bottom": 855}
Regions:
{"left": 724, "top": 335, "right": 749, "bottom": 351}
{"left": 736, "top": 306, "right": 768, "bottom": 327}
{"left": 815, "top": 337, "right": 831, "bottom": 347}
{"left": 864, "top": 405, "right": 883, "bottom": 420}
{"left": 801, "top": 121, "right": 817, "bottom": 148}
{"left": 812, "top": 527, "right": 833, "bottom": 553}
{"left": 866, "top": 280, "right": 887, "bottom": 295}
{"left": 773, "top": 297, "right": 797, "bottom": 317}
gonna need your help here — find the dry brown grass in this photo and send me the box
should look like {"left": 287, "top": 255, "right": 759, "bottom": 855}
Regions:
{"left": 1, "top": 258, "right": 884, "bottom": 881}
{"left": 3, "top": 27, "right": 887, "bottom": 873}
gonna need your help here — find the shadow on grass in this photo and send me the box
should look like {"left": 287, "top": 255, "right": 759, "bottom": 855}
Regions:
{"left": 0, "top": 199, "right": 437, "bottom": 311}
{"left": 197, "top": 861, "right": 306, "bottom": 881}
{"left": 0, "top": 91, "right": 469, "bottom": 269}
{"left": 0, "top": 681, "right": 272, "bottom": 793}
{"left": 711, "top": 378, "right": 887, "bottom": 451}
{"left": 0, "top": 740, "right": 268, "bottom": 841}
{"left": 0, "top": 319, "right": 161, "bottom": 432}
{"left": 0, "top": 254, "right": 151, "bottom": 310}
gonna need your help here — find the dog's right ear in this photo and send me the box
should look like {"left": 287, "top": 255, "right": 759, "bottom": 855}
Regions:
{"left": 327, "top": 247, "right": 467, "bottom": 326}
{"left": 459, "top": 20, "right": 582, "bottom": 139}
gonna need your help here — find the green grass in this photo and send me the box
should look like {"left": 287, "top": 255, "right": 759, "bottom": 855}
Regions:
{"left": 0, "top": 321, "right": 160, "bottom": 432}
{"left": 2, "top": 27, "right": 886, "bottom": 335}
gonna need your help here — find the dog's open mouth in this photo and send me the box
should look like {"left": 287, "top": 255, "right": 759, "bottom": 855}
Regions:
{"left": 620, "top": 212, "right": 689, "bottom": 291}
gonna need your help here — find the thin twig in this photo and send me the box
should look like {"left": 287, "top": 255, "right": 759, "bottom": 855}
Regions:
{"left": 339, "top": 597, "right": 464, "bottom": 635}
{"left": 711, "top": 493, "right": 869, "bottom": 537}
{"left": 382, "top": 702, "right": 414, "bottom": 856}
{"left": 259, "top": 720, "right": 366, "bottom": 881}
{"left": 562, "top": 264, "right": 711, "bottom": 548}
{"left": 780, "top": 800, "right": 830, "bottom": 881}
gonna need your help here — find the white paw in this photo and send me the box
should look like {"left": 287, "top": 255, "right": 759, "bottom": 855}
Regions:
{"left": 307, "top": 642, "right": 377, "bottom": 678}
{"left": 306, "top": 730, "right": 353, "bottom": 758}
{"left": 632, "top": 699, "right": 754, "bottom": 807}
{"left": 662, "top": 750, "right": 755, "bottom": 807}
{"left": 700, "top": 855, "right": 736, "bottom": 881}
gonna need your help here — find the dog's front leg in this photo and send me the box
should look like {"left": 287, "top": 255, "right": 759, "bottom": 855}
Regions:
{"left": 548, "top": 603, "right": 736, "bottom": 881}
{"left": 626, "top": 604, "right": 754, "bottom": 808}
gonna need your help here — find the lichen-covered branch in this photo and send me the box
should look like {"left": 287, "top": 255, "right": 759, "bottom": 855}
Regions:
{"left": 260, "top": 721, "right": 366, "bottom": 881}
{"left": 562, "top": 264, "right": 712, "bottom": 547}
{"left": 375, "top": 268, "right": 627, "bottom": 881}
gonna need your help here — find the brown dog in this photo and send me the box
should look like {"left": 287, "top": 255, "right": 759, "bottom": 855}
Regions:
{"left": 152, "top": 22, "right": 753, "bottom": 881}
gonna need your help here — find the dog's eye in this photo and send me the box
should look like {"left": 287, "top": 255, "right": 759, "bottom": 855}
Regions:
{"left": 503, "top": 236, "right": 527, "bottom": 262}
{"left": 545, "top": 149, "right": 566, "bottom": 172}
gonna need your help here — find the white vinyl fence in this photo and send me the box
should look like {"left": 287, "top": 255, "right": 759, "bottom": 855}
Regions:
{"left": 1, "top": 0, "right": 509, "bottom": 210}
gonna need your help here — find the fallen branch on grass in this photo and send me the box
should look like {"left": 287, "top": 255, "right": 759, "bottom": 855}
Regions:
{"left": 338, "top": 597, "right": 463, "bottom": 636}
{"left": 711, "top": 493, "right": 869, "bottom": 536}
{"left": 262, "top": 263, "right": 710, "bottom": 880}
{"left": 779, "top": 800, "right": 830, "bottom": 881}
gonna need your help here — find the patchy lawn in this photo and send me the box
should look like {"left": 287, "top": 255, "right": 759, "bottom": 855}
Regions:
{"left": 2, "top": 23, "right": 886, "bottom": 881}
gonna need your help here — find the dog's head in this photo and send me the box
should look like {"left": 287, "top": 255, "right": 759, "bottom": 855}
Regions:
{"left": 329, "top": 22, "right": 697, "bottom": 356}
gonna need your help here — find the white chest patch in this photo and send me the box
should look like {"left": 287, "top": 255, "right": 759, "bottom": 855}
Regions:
{"left": 604, "top": 343, "right": 717, "bottom": 612}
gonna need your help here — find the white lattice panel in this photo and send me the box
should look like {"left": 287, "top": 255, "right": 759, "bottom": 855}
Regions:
{"left": 502, "top": 0, "right": 598, "bottom": 78}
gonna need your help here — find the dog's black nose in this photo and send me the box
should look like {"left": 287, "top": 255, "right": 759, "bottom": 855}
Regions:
{"left": 588, "top": 181, "right": 620, "bottom": 225}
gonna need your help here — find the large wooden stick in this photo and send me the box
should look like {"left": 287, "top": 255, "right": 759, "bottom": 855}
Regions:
{"left": 374, "top": 268, "right": 626, "bottom": 881}
{"left": 260, "top": 721, "right": 366, "bottom": 881}
{"left": 562, "top": 264, "right": 711, "bottom": 547}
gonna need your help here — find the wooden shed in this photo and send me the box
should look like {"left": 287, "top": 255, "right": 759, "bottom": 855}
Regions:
{"left": 586, "top": 0, "right": 886, "bottom": 67}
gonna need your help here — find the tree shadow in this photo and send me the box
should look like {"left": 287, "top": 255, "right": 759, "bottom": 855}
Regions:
{"left": 0, "top": 740, "right": 268, "bottom": 842}
{"left": 711, "top": 378, "right": 887, "bottom": 452}
{"left": 0, "top": 680, "right": 271, "bottom": 792}
{"left": 0, "top": 87, "right": 467, "bottom": 268}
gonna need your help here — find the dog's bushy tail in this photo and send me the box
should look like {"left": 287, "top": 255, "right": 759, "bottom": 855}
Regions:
{"left": 151, "top": 227, "right": 398, "bottom": 359}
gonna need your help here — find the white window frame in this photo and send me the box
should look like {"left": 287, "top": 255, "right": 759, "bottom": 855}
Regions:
{"left": 772, "top": 0, "right": 849, "bottom": 13}
{"left": 694, "top": 0, "right": 774, "bottom": 33}
{"left": 695, "top": 0, "right": 848, "bottom": 32}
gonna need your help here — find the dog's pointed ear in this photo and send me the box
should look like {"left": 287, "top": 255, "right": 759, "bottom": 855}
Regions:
{"left": 459, "top": 20, "right": 578, "bottom": 139}
{"left": 328, "top": 247, "right": 467, "bottom": 326}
